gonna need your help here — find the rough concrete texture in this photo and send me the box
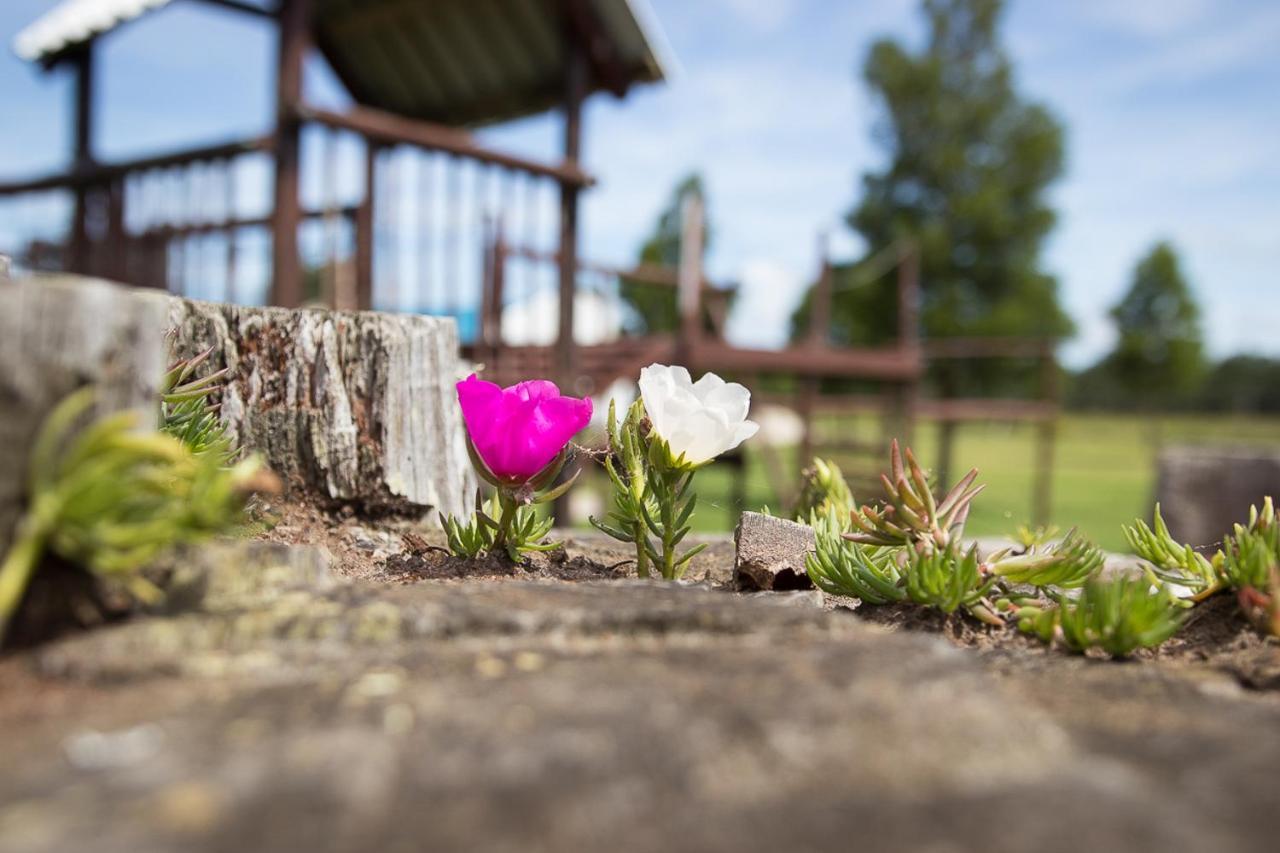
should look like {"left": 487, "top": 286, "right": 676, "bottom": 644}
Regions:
{"left": 168, "top": 298, "right": 475, "bottom": 519}
{"left": 3, "top": 542, "right": 1280, "bottom": 853}
{"left": 733, "top": 511, "right": 816, "bottom": 590}
{"left": 0, "top": 276, "right": 169, "bottom": 557}
{"left": 1157, "top": 446, "right": 1280, "bottom": 547}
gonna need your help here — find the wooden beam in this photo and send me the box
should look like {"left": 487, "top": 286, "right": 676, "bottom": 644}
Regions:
{"left": 807, "top": 232, "right": 833, "bottom": 344}
{"left": 355, "top": 143, "right": 377, "bottom": 311}
{"left": 689, "top": 341, "right": 923, "bottom": 381}
{"left": 916, "top": 398, "right": 1058, "bottom": 423}
{"left": 501, "top": 243, "right": 734, "bottom": 292}
{"left": 0, "top": 136, "right": 273, "bottom": 195}
{"left": 481, "top": 224, "right": 507, "bottom": 356}
{"left": 271, "top": 0, "right": 311, "bottom": 308}
{"left": 1033, "top": 346, "right": 1061, "bottom": 525}
{"left": 896, "top": 240, "right": 920, "bottom": 348}
{"left": 189, "top": 0, "right": 279, "bottom": 19}
{"left": 300, "top": 105, "right": 595, "bottom": 188}
{"left": 128, "top": 205, "right": 356, "bottom": 240}
{"left": 676, "top": 192, "right": 705, "bottom": 366}
{"left": 68, "top": 43, "right": 95, "bottom": 274}
{"left": 556, "top": 37, "right": 589, "bottom": 391}
{"left": 924, "top": 337, "right": 1058, "bottom": 359}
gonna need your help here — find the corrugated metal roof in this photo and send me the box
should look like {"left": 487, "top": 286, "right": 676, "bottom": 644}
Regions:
{"left": 13, "top": 0, "right": 173, "bottom": 61}
{"left": 13, "top": 0, "right": 671, "bottom": 125}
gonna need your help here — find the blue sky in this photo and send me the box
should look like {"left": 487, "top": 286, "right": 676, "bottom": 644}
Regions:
{"left": 1, "top": 0, "right": 1276, "bottom": 366}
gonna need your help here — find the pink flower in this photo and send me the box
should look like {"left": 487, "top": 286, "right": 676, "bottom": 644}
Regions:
{"left": 456, "top": 374, "right": 593, "bottom": 482}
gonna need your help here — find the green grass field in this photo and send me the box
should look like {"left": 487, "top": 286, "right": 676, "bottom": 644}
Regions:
{"left": 682, "top": 413, "right": 1280, "bottom": 551}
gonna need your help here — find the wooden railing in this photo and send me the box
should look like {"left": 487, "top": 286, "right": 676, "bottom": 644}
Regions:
{"left": 0, "top": 105, "right": 589, "bottom": 317}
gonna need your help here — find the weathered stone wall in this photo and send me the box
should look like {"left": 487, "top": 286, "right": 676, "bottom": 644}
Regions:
{"left": 1156, "top": 446, "right": 1280, "bottom": 547}
{"left": 168, "top": 299, "right": 475, "bottom": 518}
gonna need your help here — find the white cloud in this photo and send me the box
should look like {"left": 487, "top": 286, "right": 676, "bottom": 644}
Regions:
{"left": 710, "top": 0, "right": 802, "bottom": 32}
{"left": 1074, "top": 0, "right": 1216, "bottom": 38}
{"left": 726, "top": 258, "right": 805, "bottom": 349}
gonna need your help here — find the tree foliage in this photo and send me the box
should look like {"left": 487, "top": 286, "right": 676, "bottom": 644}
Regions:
{"left": 794, "top": 0, "right": 1070, "bottom": 357}
{"left": 1199, "top": 356, "right": 1280, "bottom": 414}
{"left": 1073, "top": 241, "right": 1205, "bottom": 409}
{"left": 1106, "top": 241, "right": 1205, "bottom": 399}
{"left": 619, "top": 174, "right": 710, "bottom": 334}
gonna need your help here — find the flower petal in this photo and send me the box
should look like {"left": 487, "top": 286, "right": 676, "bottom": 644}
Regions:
{"left": 701, "top": 379, "right": 751, "bottom": 425}
{"left": 726, "top": 419, "right": 760, "bottom": 453}
{"left": 640, "top": 363, "right": 690, "bottom": 441}
{"left": 456, "top": 374, "right": 592, "bottom": 481}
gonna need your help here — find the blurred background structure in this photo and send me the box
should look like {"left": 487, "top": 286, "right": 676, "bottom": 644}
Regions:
{"left": 2, "top": 0, "right": 1277, "bottom": 547}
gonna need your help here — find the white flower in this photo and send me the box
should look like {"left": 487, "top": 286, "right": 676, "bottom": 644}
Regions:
{"left": 638, "top": 364, "right": 759, "bottom": 467}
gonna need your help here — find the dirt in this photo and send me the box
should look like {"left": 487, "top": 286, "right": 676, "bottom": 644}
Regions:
{"left": 254, "top": 498, "right": 739, "bottom": 587}
{"left": 849, "top": 590, "right": 1280, "bottom": 690}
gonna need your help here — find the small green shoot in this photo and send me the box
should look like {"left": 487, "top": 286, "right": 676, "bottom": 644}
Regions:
{"left": 160, "top": 347, "right": 236, "bottom": 464}
{"left": 988, "top": 528, "right": 1104, "bottom": 589}
{"left": 439, "top": 491, "right": 557, "bottom": 563}
{"left": 0, "top": 388, "right": 267, "bottom": 643}
{"left": 1013, "top": 524, "right": 1059, "bottom": 549}
{"left": 1221, "top": 498, "right": 1280, "bottom": 634}
{"left": 794, "top": 457, "right": 855, "bottom": 522}
{"left": 806, "top": 509, "right": 905, "bottom": 604}
{"left": 1122, "top": 504, "right": 1223, "bottom": 600}
{"left": 1024, "top": 576, "right": 1186, "bottom": 658}
{"left": 905, "top": 544, "right": 1000, "bottom": 619}
{"left": 590, "top": 399, "right": 705, "bottom": 580}
{"left": 845, "top": 440, "right": 983, "bottom": 552}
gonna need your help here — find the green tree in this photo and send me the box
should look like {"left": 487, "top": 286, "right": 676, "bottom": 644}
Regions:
{"left": 795, "top": 0, "right": 1071, "bottom": 357}
{"left": 620, "top": 174, "right": 709, "bottom": 334}
{"left": 1103, "top": 241, "right": 1205, "bottom": 406}
{"left": 1199, "top": 356, "right": 1280, "bottom": 414}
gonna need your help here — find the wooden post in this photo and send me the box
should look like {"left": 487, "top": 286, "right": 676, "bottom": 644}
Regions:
{"left": 936, "top": 418, "right": 957, "bottom": 492}
{"left": 224, "top": 160, "right": 239, "bottom": 302}
{"left": 892, "top": 241, "right": 921, "bottom": 449}
{"left": 675, "top": 192, "right": 705, "bottom": 367}
{"left": 480, "top": 220, "right": 507, "bottom": 366}
{"left": 1032, "top": 341, "right": 1059, "bottom": 526}
{"left": 807, "top": 232, "right": 833, "bottom": 345}
{"left": 68, "top": 42, "right": 95, "bottom": 275}
{"left": 270, "top": 0, "right": 311, "bottom": 308}
{"left": 556, "top": 36, "right": 588, "bottom": 391}
{"left": 105, "top": 178, "right": 126, "bottom": 282}
{"left": 897, "top": 241, "right": 920, "bottom": 349}
{"left": 798, "top": 233, "right": 831, "bottom": 471}
{"left": 355, "top": 142, "right": 377, "bottom": 310}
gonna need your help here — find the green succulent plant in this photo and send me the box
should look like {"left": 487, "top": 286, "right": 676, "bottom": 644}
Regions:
{"left": 1122, "top": 504, "right": 1223, "bottom": 600}
{"left": 1222, "top": 498, "right": 1278, "bottom": 590}
{"left": 590, "top": 399, "right": 704, "bottom": 580}
{"left": 794, "top": 457, "right": 855, "bottom": 522}
{"left": 439, "top": 490, "right": 559, "bottom": 563}
{"left": 988, "top": 528, "right": 1105, "bottom": 590}
{"left": 1014, "top": 575, "right": 1185, "bottom": 658}
{"left": 806, "top": 508, "right": 904, "bottom": 604}
{"left": 0, "top": 388, "right": 266, "bottom": 643}
{"left": 160, "top": 347, "right": 236, "bottom": 464}
{"left": 904, "top": 544, "right": 999, "bottom": 619}
{"left": 844, "top": 440, "right": 983, "bottom": 553}
{"left": 1221, "top": 498, "right": 1279, "bottom": 634}
{"left": 807, "top": 509, "right": 1003, "bottom": 624}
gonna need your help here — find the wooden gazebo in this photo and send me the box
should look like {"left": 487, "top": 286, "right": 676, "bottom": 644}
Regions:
{"left": 2, "top": 0, "right": 669, "bottom": 386}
